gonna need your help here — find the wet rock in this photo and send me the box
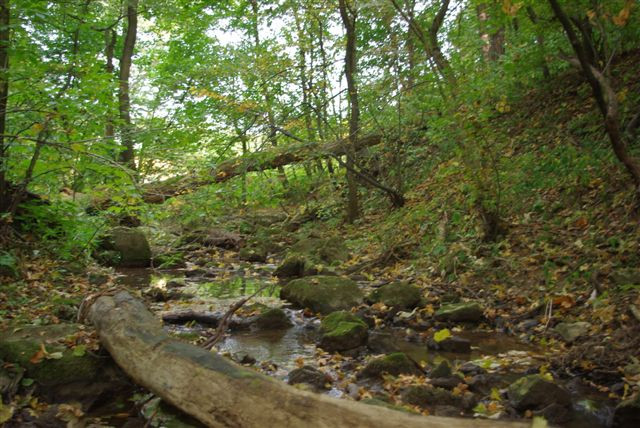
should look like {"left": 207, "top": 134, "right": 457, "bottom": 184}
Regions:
{"left": 366, "top": 331, "right": 398, "bottom": 354}
{"left": 534, "top": 403, "right": 573, "bottom": 425}
{"left": 0, "top": 324, "right": 127, "bottom": 406}
{"left": 431, "top": 360, "right": 452, "bottom": 378}
{"left": 102, "top": 227, "right": 151, "bottom": 267}
{"left": 507, "top": 374, "right": 571, "bottom": 411}
{"left": 614, "top": 394, "right": 640, "bottom": 428}
{"left": 274, "top": 254, "right": 308, "bottom": 278}
{"left": 238, "top": 246, "right": 268, "bottom": 263}
{"left": 166, "top": 278, "right": 187, "bottom": 289}
{"left": 402, "top": 385, "right": 476, "bottom": 410}
{"left": 289, "top": 236, "right": 350, "bottom": 265}
{"left": 516, "top": 319, "right": 539, "bottom": 331}
{"left": 467, "top": 373, "right": 504, "bottom": 394}
{"left": 458, "top": 361, "right": 486, "bottom": 375}
{"left": 555, "top": 321, "right": 591, "bottom": 343}
{"left": 435, "top": 302, "right": 483, "bottom": 323}
{"left": 254, "top": 308, "right": 292, "bottom": 330}
{"left": 280, "top": 275, "right": 364, "bottom": 314}
{"left": 438, "top": 336, "right": 472, "bottom": 353}
{"left": 358, "top": 353, "right": 422, "bottom": 379}
{"left": 287, "top": 365, "right": 330, "bottom": 390}
{"left": 366, "top": 282, "right": 422, "bottom": 310}
{"left": 318, "top": 311, "right": 368, "bottom": 352}
{"left": 186, "top": 228, "right": 244, "bottom": 250}
{"left": 431, "top": 377, "right": 462, "bottom": 390}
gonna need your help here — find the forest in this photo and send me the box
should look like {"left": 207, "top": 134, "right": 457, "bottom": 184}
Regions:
{"left": 0, "top": 0, "right": 639, "bottom": 427}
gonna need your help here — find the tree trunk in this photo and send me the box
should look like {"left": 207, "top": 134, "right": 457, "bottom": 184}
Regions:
{"left": 104, "top": 29, "right": 117, "bottom": 145}
{"left": 339, "top": 0, "right": 360, "bottom": 223}
{"left": 86, "top": 291, "right": 528, "bottom": 428}
{"left": 118, "top": 0, "right": 138, "bottom": 170}
{"left": 525, "top": 6, "right": 550, "bottom": 79}
{"left": 0, "top": 0, "right": 9, "bottom": 213}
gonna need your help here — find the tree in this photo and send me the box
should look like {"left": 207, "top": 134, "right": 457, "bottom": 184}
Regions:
{"left": 0, "top": 0, "right": 9, "bottom": 213}
{"left": 118, "top": 0, "right": 138, "bottom": 170}
{"left": 339, "top": 0, "right": 361, "bottom": 223}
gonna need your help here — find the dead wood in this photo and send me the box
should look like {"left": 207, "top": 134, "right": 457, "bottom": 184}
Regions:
{"left": 87, "top": 291, "right": 529, "bottom": 428}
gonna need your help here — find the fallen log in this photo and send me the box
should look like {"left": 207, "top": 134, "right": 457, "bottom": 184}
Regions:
{"left": 87, "top": 291, "right": 529, "bottom": 428}
{"left": 139, "top": 134, "right": 382, "bottom": 204}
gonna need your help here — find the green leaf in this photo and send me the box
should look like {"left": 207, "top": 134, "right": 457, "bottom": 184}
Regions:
{"left": 21, "top": 378, "right": 34, "bottom": 387}
{"left": 72, "top": 345, "right": 86, "bottom": 357}
{"left": 434, "top": 328, "right": 451, "bottom": 343}
{"left": 46, "top": 351, "right": 64, "bottom": 360}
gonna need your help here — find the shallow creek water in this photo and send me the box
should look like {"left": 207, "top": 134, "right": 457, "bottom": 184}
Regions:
{"left": 115, "top": 266, "right": 616, "bottom": 427}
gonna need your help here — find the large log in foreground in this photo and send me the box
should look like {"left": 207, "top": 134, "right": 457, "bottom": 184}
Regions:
{"left": 140, "top": 134, "right": 382, "bottom": 204}
{"left": 88, "top": 292, "right": 529, "bottom": 428}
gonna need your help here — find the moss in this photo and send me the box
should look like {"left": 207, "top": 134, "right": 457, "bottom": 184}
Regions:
{"left": 280, "top": 275, "right": 364, "bottom": 314}
{"left": 358, "top": 353, "right": 421, "bottom": 378}
{"left": 0, "top": 324, "right": 101, "bottom": 386}
{"left": 366, "top": 282, "right": 422, "bottom": 309}
{"left": 254, "top": 308, "right": 292, "bottom": 329}
{"left": 318, "top": 311, "right": 368, "bottom": 352}
{"left": 321, "top": 311, "right": 365, "bottom": 332}
{"left": 435, "top": 302, "right": 483, "bottom": 322}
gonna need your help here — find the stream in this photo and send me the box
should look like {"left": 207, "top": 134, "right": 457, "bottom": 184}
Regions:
{"left": 115, "top": 261, "right": 617, "bottom": 428}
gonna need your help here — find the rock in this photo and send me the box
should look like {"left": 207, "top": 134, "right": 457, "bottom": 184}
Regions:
{"left": 0, "top": 362, "right": 24, "bottom": 398}
{"left": 290, "top": 236, "right": 350, "bottom": 265}
{"left": 274, "top": 254, "right": 308, "bottom": 278}
{"left": 103, "top": 227, "right": 152, "bottom": 267}
{"left": 431, "top": 360, "right": 452, "bottom": 378}
{"left": 435, "top": 302, "right": 483, "bottom": 323}
{"left": 533, "top": 403, "right": 573, "bottom": 424}
{"left": 186, "top": 228, "right": 244, "bottom": 250}
{"left": 433, "top": 336, "right": 471, "bottom": 353}
{"left": 458, "top": 361, "right": 486, "bottom": 375}
{"left": 318, "top": 311, "right": 368, "bottom": 352}
{"left": 238, "top": 246, "right": 268, "bottom": 263}
{"left": 366, "top": 282, "right": 422, "bottom": 310}
{"left": 507, "top": 375, "right": 571, "bottom": 411}
{"left": 554, "top": 321, "right": 591, "bottom": 343}
{"left": 254, "top": 308, "right": 292, "bottom": 330}
{"left": 280, "top": 275, "right": 364, "bottom": 314}
{"left": 287, "top": 366, "right": 330, "bottom": 390}
{"left": 431, "top": 377, "right": 462, "bottom": 390}
{"left": 141, "top": 397, "right": 203, "bottom": 428}
{"left": 614, "top": 394, "right": 640, "bottom": 428}
{"left": 0, "top": 324, "right": 127, "bottom": 406}
{"left": 366, "top": 331, "right": 399, "bottom": 354}
{"left": 166, "top": 278, "right": 187, "bottom": 289}
{"left": 402, "top": 385, "right": 476, "bottom": 410}
{"left": 358, "top": 353, "right": 422, "bottom": 379}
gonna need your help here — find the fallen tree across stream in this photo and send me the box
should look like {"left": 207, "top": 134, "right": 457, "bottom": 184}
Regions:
{"left": 139, "top": 134, "right": 382, "bottom": 204}
{"left": 87, "top": 291, "right": 530, "bottom": 428}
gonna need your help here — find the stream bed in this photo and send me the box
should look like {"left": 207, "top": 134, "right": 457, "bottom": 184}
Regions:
{"left": 115, "top": 264, "right": 617, "bottom": 428}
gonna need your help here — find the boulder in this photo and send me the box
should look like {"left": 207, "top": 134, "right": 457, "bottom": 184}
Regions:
{"left": 274, "top": 254, "right": 308, "bottom": 278}
{"left": 319, "top": 311, "right": 368, "bottom": 352}
{"left": 431, "top": 360, "right": 452, "bottom": 378}
{"left": 288, "top": 366, "right": 330, "bottom": 390}
{"left": 358, "top": 353, "right": 421, "bottom": 379}
{"left": 103, "top": 226, "right": 152, "bottom": 267}
{"left": 435, "top": 302, "right": 483, "bottom": 323}
{"left": 280, "top": 276, "right": 364, "bottom": 314}
{"left": 238, "top": 246, "right": 268, "bottom": 263}
{"left": 439, "top": 336, "right": 472, "bottom": 353}
{"left": 254, "top": 308, "right": 292, "bottom": 330}
{"left": 185, "top": 228, "right": 243, "bottom": 250}
{"left": 614, "top": 394, "right": 640, "bottom": 428}
{"left": 290, "top": 236, "right": 350, "bottom": 265}
{"left": 0, "top": 324, "right": 127, "bottom": 406}
{"left": 507, "top": 375, "right": 571, "bottom": 411}
{"left": 402, "top": 385, "right": 476, "bottom": 410}
{"left": 554, "top": 321, "right": 591, "bottom": 343}
{"left": 366, "top": 282, "right": 422, "bottom": 310}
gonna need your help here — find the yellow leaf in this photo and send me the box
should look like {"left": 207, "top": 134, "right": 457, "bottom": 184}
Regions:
{"left": 434, "top": 328, "right": 451, "bottom": 343}
{"left": 613, "top": 0, "right": 635, "bottom": 27}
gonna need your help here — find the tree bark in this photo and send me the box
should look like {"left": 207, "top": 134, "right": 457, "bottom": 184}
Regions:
{"left": 138, "top": 133, "right": 383, "bottom": 204}
{"left": 86, "top": 291, "right": 528, "bottom": 428}
{"left": 0, "top": 0, "right": 9, "bottom": 213}
{"left": 104, "top": 28, "right": 117, "bottom": 144}
{"left": 118, "top": 0, "right": 138, "bottom": 170}
{"left": 339, "top": 0, "right": 360, "bottom": 223}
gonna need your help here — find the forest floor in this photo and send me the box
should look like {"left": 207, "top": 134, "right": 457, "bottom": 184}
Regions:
{"left": 2, "top": 52, "right": 640, "bottom": 427}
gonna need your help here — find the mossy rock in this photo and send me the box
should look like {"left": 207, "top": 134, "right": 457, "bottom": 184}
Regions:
{"left": 290, "top": 236, "right": 350, "bottom": 265}
{"left": 358, "top": 352, "right": 421, "bottom": 379}
{"left": 507, "top": 375, "right": 571, "bottom": 410}
{"left": 0, "top": 324, "right": 102, "bottom": 386}
{"left": 614, "top": 393, "right": 640, "bottom": 428}
{"left": 402, "top": 385, "right": 475, "bottom": 409}
{"left": 238, "top": 246, "right": 268, "bottom": 263}
{"left": 319, "top": 311, "right": 368, "bottom": 352}
{"left": 274, "top": 254, "right": 308, "bottom": 278}
{"left": 101, "top": 227, "right": 151, "bottom": 267}
{"left": 280, "top": 275, "right": 364, "bottom": 314}
{"left": 366, "top": 282, "right": 422, "bottom": 310}
{"left": 435, "top": 302, "right": 484, "bottom": 323}
{"left": 254, "top": 308, "right": 292, "bottom": 330}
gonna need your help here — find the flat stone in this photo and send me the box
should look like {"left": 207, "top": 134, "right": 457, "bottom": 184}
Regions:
{"left": 435, "top": 302, "right": 483, "bottom": 323}
{"left": 555, "top": 321, "right": 591, "bottom": 343}
{"left": 288, "top": 365, "right": 330, "bottom": 390}
{"left": 507, "top": 374, "right": 571, "bottom": 410}
{"left": 280, "top": 275, "right": 364, "bottom": 314}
